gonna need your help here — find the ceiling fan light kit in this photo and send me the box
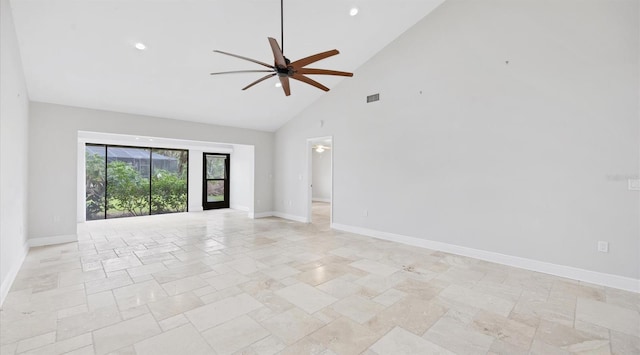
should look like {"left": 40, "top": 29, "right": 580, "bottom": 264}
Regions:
{"left": 314, "top": 145, "right": 330, "bottom": 153}
{"left": 210, "top": 0, "right": 353, "bottom": 97}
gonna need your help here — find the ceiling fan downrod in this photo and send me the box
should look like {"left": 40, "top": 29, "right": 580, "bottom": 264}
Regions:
{"left": 280, "top": 0, "right": 291, "bottom": 65}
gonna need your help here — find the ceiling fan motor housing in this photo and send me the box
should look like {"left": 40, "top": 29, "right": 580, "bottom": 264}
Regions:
{"left": 276, "top": 66, "right": 294, "bottom": 77}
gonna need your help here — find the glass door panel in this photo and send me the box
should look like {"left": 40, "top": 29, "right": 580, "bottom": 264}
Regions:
{"left": 207, "top": 181, "right": 225, "bottom": 202}
{"left": 85, "top": 144, "right": 106, "bottom": 220}
{"left": 106, "top": 146, "right": 151, "bottom": 218}
{"left": 151, "top": 149, "right": 188, "bottom": 214}
{"left": 203, "top": 153, "right": 230, "bottom": 209}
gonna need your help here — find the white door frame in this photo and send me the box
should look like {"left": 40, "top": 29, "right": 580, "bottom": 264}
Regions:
{"left": 305, "top": 136, "right": 333, "bottom": 224}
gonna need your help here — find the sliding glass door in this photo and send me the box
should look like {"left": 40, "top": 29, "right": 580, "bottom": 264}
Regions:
{"left": 85, "top": 144, "right": 188, "bottom": 220}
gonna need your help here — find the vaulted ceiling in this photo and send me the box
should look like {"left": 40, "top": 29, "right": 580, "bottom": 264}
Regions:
{"left": 10, "top": 0, "right": 445, "bottom": 131}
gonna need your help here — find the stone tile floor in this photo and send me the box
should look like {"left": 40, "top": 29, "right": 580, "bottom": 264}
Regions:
{"left": 1, "top": 206, "right": 638, "bottom": 354}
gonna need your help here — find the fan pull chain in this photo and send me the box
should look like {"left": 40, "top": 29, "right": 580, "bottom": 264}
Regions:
{"left": 281, "top": 0, "right": 284, "bottom": 54}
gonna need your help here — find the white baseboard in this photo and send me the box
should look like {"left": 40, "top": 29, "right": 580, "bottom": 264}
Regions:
{"left": 331, "top": 223, "right": 640, "bottom": 293}
{"left": 251, "top": 211, "right": 308, "bottom": 222}
{"left": 273, "top": 212, "right": 308, "bottom": 223}
{"left": 28, "top": 234, "right": 77, "bottom": 247}
{"left": 231, "top": 205, "right": 250, "bottom": 212}
{"left": 0, "top": 240, "right": 29, "bottom": 307}
{"left": 189, "top": 206, "right": 204, "bottom": 212}
{"left": 312, "top": 198, "right": 331, "bottom": 203}
{"left": 250, "top": 211, "right": 274, "bottom": 219}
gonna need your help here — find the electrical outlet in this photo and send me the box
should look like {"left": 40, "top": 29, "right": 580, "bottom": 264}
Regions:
{"left": 363, "top": 209, "right": 368, "bottom": 217}
{"left": 629, "top": 179, "right": 640, "bottom": 191}
{"left": 288, "top": 200, "right": 292, "bottom": 206}
{"left": 597, "top": 241, "right": 609, "bottom": 253}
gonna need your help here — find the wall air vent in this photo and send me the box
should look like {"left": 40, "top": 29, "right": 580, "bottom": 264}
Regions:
{"left": 366, "top": 93, "right": 380, "bottom": 103}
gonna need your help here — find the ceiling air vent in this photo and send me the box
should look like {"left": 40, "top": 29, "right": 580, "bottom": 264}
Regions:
{"left": 366, "top": 93, "right": 380, "bottom": 103}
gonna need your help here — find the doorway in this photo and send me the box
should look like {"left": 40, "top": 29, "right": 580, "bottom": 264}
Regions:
{"left": 203, "top": 153, "right": 230, "bottom": 210}
{"left": 307, "top": 137, "right": 332, "bottom": 228}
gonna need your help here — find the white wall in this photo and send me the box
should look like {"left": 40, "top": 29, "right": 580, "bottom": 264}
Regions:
{"left": 187, "top": 149, "right": 204, "bottom": 212}
{"left": 0, "top": 0, "right": 30, "bottom": 304}
{"left": 312, "top": 149, "right": 331, "bottom": 202}
{"left": 274, "top": 0, "right": 639, "bottom": 282}
{"left": 230, "top": 144, "right": 255, "bottom": 212}
{"left": 29, "top": 102, "right": 273, "bottom": 241}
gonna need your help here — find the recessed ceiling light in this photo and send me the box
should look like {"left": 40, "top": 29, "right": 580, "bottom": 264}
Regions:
{"left": 349, "top": 7, "right": 359, "bottom": 16}
{"left": 134, "top": 42, "right": 147, "bottom": 50}
{"left": 275, "top": 82, "right": 282, "bottom": 88}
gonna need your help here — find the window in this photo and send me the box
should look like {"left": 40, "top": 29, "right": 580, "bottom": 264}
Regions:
{"left": 203, "top": 153, "right": 230, "bottom": 210}
{"left": 85, "top": 144, "right": 188, "bottom": 220}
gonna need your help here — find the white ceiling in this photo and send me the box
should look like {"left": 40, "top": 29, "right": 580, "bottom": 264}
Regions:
{"left": 10, "top": 0, "right": 444, "bottom": 132}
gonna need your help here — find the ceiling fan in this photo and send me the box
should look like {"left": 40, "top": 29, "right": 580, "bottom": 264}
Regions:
{"left": 210, "top": 0, "right": 353, "bottom": 97}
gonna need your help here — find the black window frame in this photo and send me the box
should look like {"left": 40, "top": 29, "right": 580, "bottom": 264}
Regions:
{"left": 202, "top": 152, "right": 230, "bottom": 210}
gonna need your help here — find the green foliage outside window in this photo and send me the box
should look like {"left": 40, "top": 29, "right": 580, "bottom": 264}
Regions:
{"left": 85, "top": 150, "right": 188, "bottom": 219}
{"left": 107, "top": 161, "right": 151, "bottom": 216}
{"left": 86, "top": 152, "right": 106, "bottom": 220}
{"left": 152, "top": 169, "right": 188, "bottom": 213}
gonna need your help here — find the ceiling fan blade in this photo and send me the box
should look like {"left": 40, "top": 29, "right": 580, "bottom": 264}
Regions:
{"left": 296, "top": 68, "right": 353, "bottom": 77}
{"left": 213, "top": 50, "right": 274, "bottom": 69}
{"left": 242, "top": 73, "right": 277, "bottom": 90}
{"left": 279, "top": 76, "right": 291, "bottom": 96}
{"left": 290, "top": 50, "right": 339, "bottom": 69}
{"left": 268, "top": 37, "right": 287, "bottom": 69}
{"left": 210, "top": 70, "right": 274, "bottom": 75}
{"left": 291, "top": 74, "right": 329, "bottom": 92}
